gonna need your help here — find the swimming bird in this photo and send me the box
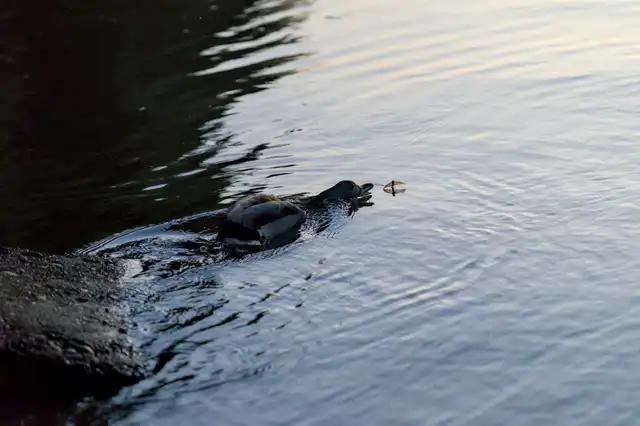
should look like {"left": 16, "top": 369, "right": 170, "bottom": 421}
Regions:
{"left": 216, "top": 180, "right": 374, "bottom": 249}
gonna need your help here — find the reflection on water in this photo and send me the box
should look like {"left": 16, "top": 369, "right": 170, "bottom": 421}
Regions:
{"left": 4, "top": 0, "right": 640, "bottom": 424}
{"left": 0, "top": 0, "right": 309, "bottom": 254}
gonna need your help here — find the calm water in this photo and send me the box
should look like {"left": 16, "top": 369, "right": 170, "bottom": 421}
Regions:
{"left": 3, "top": 0, "right": 640, "bottom": 424}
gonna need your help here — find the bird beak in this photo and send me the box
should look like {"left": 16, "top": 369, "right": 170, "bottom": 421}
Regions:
{"left": 359, "top": 183, "right": 374, "bottom": 195}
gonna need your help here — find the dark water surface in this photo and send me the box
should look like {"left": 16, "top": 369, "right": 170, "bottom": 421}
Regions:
{"left": 3, "top": 0, "right": 640, "bottom": 424}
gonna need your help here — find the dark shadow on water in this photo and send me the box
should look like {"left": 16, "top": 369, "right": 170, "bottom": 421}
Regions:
{"left": 0, "top": 0, "right": 310, "bottom": 254}
{"left": 0, "top": 395, "right": 114, "bottom": 426}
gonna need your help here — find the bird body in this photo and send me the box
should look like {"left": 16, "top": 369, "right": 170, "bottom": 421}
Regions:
{"left": 216, "top": 180, "right": 373, "bottom": 249}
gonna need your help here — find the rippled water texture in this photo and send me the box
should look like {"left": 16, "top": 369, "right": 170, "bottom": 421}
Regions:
{"left": 3, "top": 0, "right": 640, "bottom": 424}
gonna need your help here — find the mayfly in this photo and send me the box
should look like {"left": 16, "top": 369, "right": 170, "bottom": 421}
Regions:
{"left": 383, "top": 180, "right": 406, "bottom": 196}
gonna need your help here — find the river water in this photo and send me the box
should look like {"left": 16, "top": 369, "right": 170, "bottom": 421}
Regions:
{"left": 3, "top": 0, "right": 640, "bottom": 424}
